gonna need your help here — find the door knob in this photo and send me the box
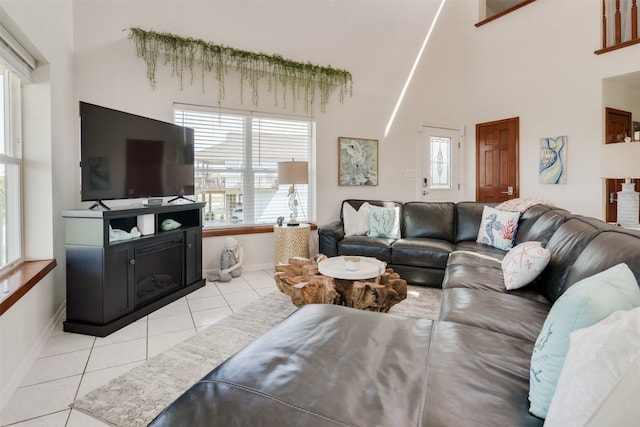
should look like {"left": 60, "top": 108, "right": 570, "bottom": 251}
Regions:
{"left": 501, "top": 186, "right": 514, "bottom": 196}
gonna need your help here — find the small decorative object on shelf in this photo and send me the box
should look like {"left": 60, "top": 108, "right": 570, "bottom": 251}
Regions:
{"left": 109, "top": 225, "right": 141, "bottom": 242}
{"left": 160, "top": 219, "right": 181, "bottom": 231}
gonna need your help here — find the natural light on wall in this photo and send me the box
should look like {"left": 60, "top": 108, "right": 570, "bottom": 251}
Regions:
{"left": 384, "top": 0, "right": 447, "bottom": 138}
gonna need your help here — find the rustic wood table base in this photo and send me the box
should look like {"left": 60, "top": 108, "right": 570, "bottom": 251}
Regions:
{"left": 274, "top": 256, "right": 407, "bottom": 312}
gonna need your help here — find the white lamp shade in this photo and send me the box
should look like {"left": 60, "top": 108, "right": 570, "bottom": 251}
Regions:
{"left": 278, "top": 161, "right": 308, "bottom": 185}
{"left": 601, "top": 141, "right": 640, "bottom": 179}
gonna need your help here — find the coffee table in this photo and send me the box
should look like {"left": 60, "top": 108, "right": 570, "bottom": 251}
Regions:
{"left": 317, "top": 256, "right": 386, "bottom": 280}
{"left": 274, "top": 255, "right": 407, "bottom": 312}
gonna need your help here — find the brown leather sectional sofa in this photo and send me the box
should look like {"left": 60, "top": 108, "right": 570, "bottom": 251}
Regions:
{"left": 149, "top": 201, "right": 640, "bottom": 426}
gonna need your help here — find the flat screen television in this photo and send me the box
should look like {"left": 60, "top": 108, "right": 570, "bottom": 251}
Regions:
{"left": 79, "top": 101, "right": 195, "bottom": 208}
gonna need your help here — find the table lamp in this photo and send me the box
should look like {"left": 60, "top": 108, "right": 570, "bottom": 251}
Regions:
{"left": 278, "top": 160, "right": 308, "bottom": 226}
{"left": 601, "top": 140, "right": 640, "bottom": 227}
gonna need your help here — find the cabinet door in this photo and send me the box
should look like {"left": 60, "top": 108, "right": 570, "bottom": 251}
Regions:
{"left": 103, "top": 244, "right": 135, "bottom": 323}
{"left": 185, "top": 228, "right": 202, "bottom": 285}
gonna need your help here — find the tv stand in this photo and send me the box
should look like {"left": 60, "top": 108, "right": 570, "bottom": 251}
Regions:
{"left": 88, "top": 200, "right": 111, "bottom": 210}
{"left": 62, "top": 203, "right": 205, "bottom": 336}
{"left": 168, "top": 194, "right": 195, "bottom": 203}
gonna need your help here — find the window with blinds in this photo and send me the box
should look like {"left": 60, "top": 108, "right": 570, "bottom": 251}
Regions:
{"left": 174, "top": 105, "right": 313, "bottom": 227}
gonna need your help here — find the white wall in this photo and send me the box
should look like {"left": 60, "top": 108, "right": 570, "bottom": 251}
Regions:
{"left": 71, "top": 0, "right": 453, "bottom": 270}
{"left": 0, "top": 0, "right": 75, "bottom": 409}
{"left": 461, "top": 0, "right": 640, "bottom": 217}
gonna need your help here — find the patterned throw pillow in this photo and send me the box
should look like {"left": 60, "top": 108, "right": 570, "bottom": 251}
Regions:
{"left": 368, "top": 205, "right": 400, "bottom": 239}
{"left": 529, "top": 263, "right": 640, "bottom": 419}
{"left": 476, "top": 206, "right": 520, "bottom": 250}
{"left": 496, "top": 197, "right": 554, "bottom": 213}
{"left": 502, "top": 241, "right": 551, "bottom": 290}
{"left": 343, "top": 202, "right": 370, "bottom": 236}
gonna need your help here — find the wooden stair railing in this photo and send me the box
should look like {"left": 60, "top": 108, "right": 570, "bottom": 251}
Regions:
{"left": 596, "top": 0, "right": 640, "bottom": 54}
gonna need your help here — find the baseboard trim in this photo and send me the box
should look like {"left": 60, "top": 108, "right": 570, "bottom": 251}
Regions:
{"left": 0, "top": 300, "right": 66, "bottom": 412}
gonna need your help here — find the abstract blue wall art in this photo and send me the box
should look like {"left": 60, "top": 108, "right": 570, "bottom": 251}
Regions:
{"left": 539, "top": 136, "right": 567, "bottom": 184}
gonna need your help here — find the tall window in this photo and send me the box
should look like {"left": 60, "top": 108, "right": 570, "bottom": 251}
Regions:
{"left": 429, "top": 135, "right": 452, "bottom": 189}
{"left": 174, "top": 105, "right": 314, "bottom": 227}
{"left": 0, "top": 66, "right": 23, "bottom": 272}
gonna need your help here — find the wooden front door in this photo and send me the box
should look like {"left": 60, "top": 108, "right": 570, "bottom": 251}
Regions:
{"left": 476, "top": 117, "right": 520, "bottom": 202}
{"left": 605, "top": 178, "right": 640, "bottom": 223}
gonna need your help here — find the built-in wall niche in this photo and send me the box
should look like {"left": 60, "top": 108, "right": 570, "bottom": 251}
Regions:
{"left": 602, "top": 72, "right": 640, "bottom": 223}
{"left": 603, "top": 71, "right": 640, "bottom": 142}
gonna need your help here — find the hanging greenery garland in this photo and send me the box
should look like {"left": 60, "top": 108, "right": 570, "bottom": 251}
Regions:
{"left": 127, "top": 27, "right": 353, "bottom": 113}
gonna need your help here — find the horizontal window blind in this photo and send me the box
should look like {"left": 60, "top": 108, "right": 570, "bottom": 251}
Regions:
{"left": 174, "top": 105, "right": 313, "bottom": 227}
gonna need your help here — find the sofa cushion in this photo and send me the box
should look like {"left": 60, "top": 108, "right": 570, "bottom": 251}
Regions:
{"left": 443, "top": 251, "right": 550, "bottom": 303}
{"left": 544, "top": 307, "right": 640, "bottom": 427}
{"left": 368, "top": 204, "right": 400, "bottom": 239}
{"left": 529, "top": 263, "right": 640, "bottom": 419}
{"left": 402, "top": 202, "right": 455, "bottom": 240}
{"left": 386, "top": 264, "right": 445, "bottom": 288}
{"left": 515, "top": 207, "right": 569, "bottom": 246}
{"left": 564, "top": 228, "right": 640, "bottom": 291}
{"left": 453, "top": 241, "right": 507, "bottom": 259}
{"left": 421, "top": 321, "right": 543, "bottom": 427}
{"left": 502, "top": 242, "right": 551, "bottom": 290}
{"left": 391, "top": 238, "right": 453, "bottom": 269}
{"left": 338, "top": 236, "right": 394, "bottom": 263}
{"left": 149, "top": 304, "right": 434, "bottom": 427}
{"left": 536, "top": 217, "right": 603, "bottom": 303}
{"left": 439, "top": 288, "right": 551, "bottom": 342}
{"left": 454, "top": 201, "right": 496, "bottom": 243}
{"left": 476, "top": 206, "right": 520, "bottom": 250}
{"left": 343, "top": 201, "right": 370, "bottom": 236}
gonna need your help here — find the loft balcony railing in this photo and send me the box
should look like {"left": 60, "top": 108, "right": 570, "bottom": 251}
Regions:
{"left": 597, "top": 0, "right": 640, "bottom": 53}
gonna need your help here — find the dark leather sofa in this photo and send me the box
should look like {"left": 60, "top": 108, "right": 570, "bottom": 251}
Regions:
{"left": 318, "top": 200, "right": 569, "bottom": 287}
{"left": 149, "top": 201, "right": 640, "bottom": 426}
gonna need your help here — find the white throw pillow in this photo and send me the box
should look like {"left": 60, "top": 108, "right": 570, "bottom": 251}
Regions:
{"left": 528, "top": 263, "right": 640, "bottom": 419}
{"left": 368, "top": 204, "right": 401, "bottom": 239}
{"left": 476, "top": 205, "right": 520, "bottom": 250}
{"left": 343, "top": 202, "right": 370, "bottom": 236}
{"left": 544, "top": 306, "right": 640, "bottom": 427}
{"left": 502, "top": 241, "right": 550, "bottom": 290}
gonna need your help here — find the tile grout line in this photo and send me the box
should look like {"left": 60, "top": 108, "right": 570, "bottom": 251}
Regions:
{"left": 2, "top": 272, "right": 275, "bottom": 427}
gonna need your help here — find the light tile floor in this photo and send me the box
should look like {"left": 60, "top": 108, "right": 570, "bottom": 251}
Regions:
{"left": 0, "top": 270, "right": 276, "bottom": 427}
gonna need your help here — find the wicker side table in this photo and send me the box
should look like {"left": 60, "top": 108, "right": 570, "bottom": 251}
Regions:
{"left": 274, "top": 223, "right": 310, "bottom": 264}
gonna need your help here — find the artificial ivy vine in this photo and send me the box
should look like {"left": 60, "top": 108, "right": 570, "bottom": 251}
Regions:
{"left": 127, "top": 27, "right": 353, "bottom": 113}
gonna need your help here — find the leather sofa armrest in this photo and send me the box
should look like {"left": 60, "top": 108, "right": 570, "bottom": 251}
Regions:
{"left": 318, "top": 220, "right": 344, "bottom": 257}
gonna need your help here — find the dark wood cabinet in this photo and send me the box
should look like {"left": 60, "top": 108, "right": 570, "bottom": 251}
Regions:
{"left": 605, "top": 107, "right": 632, "bottom": 144}
{"left": 63, "top": 203, "right": 206, "bottom": 336}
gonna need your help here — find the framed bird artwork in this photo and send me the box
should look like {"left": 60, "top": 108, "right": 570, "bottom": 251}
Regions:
{"left": 338, "top": 137, "right": 378, "bottom": 186}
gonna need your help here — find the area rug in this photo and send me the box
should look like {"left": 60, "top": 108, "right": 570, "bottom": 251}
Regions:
{"left": 71, "top": 285, "right": 442, "bottom": 426}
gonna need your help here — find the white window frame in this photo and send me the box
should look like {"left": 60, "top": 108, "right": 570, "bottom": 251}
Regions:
{"left": 174, "top": 104, "right": 315, "bottom": 228}
{"left": 0, "top": 22, "right": 34, "bottom": 274}
{"left": 0, "top": 67, "right": 24, "bottom": 274}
